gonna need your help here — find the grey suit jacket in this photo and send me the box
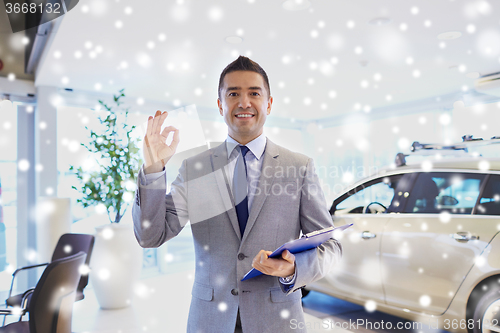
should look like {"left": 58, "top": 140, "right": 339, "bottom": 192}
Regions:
{"left": 132, "top": 139, "right": 342, "bottom": 333}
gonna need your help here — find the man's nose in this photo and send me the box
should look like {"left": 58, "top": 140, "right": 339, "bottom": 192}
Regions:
{"left": 238, "top": 94, "right": 252, "bottom": 109}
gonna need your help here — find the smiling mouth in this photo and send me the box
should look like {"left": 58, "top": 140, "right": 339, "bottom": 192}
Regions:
{"left": 235, "top": 114, "right": 254, "bottom": 118}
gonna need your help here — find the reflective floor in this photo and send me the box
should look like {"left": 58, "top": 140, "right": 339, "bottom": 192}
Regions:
{"left": 67, "top": 270, "right": 450, "bottom": 333}
{"left": 302, "top": 291, "right": 450, "bottom": 333}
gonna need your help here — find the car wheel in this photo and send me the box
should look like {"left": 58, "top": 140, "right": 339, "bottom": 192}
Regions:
{"left": 472, "top": 286, "right": 500, "bottom": 333}
{"left": 301, "top": 288, "right": 310, "bottom": 298}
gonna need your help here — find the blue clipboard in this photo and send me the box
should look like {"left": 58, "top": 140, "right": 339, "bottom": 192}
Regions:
{"left": 241, "top": 223, "right": 353, "bottom": 281}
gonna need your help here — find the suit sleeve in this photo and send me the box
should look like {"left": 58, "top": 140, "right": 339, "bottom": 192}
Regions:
{"left": 283, "top": 158, "right": 343, "bottom": 294}
{"left": 132, "top": 161, "right": 190, "bottom": 248}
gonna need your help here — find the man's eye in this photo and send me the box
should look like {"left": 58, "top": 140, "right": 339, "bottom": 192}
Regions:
{"left": 228, "top": 92, "right": 237, "bottom": 96}
{"left": 251, "top": 92, "right": 260, "bottom": 96}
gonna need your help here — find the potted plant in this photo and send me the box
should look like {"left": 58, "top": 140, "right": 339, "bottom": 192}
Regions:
{"left": 70, "top": 89, "right": 143, "bottom": 309}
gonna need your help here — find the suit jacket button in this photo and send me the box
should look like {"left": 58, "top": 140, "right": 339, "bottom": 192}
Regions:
{"left": 237, "top": 253, "right": 245, "bottom": 261}
{"left": 231, "top": 288, "right": 239, "bottom": 296}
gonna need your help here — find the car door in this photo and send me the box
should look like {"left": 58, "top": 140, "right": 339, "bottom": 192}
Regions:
{"left": 325, "top": 174, "right": 407, "bottom": 302}
{"left": 381, "top": 171, "right": 499, "bottom": 315}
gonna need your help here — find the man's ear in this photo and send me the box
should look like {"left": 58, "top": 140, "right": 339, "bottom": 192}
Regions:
{"left": 267, "top": 96, "right": 273, "bottom": 115}
{"left": 217, "top": 98, "right": 224, "bottom": 116}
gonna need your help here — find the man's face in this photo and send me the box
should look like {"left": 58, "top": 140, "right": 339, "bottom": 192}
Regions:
{"left": 217, "top": 70, "right": 273, "bottom": 144}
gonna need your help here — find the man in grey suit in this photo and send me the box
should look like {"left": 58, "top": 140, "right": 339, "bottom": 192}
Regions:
{"left": 132, "top": 56, "right": 342, "bottom": 333}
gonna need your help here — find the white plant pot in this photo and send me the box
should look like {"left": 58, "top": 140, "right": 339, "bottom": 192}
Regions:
{"left": 90, "top": 223, "right": 143, "bottom": 309}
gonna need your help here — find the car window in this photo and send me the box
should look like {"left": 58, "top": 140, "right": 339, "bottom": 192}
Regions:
{"left": 335, "top": 175, "right": 403, "bottom": 214}
{"left": 404, "top": 172, "right": 485, "bottom": 214}
{"left": 475, "top": 174, "right": 500, "bottom": 215}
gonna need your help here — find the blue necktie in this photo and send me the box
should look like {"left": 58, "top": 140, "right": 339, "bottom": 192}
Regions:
{"left": 233, "top": 146, "right": 250, "bottom": 236}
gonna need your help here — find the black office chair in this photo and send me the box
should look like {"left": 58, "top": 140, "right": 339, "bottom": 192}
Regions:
{"left": 0, "top": 251, "right": 86, "bottom": 333}
{"left": 5, "top": 234, "right": 94, "bottom": 310}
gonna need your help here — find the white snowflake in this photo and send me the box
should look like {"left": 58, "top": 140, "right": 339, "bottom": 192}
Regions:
{"left": 98, "top": 268, "right": 110, "bottom": 280}
{"left": 11, "top": 306, "right": 23, "bottom": 316}
{"left": 365, "top": 300, "right": 377, "bottom": 312}
{"left": 5, "top": 264, "right": 14, "bottom": 274}
{"left": 25, "top": 248, "right": 38, "bottom": 263}
{"left": 101, "top": 227, "right": 114, "bottom": 240}
{"left": 475, "top": 256, "right": 486, "bottom": 267}
{"left": 64, "top": 245, "right": 72, "bottom": 253}
{"left": 439, "top": 212, "right": 451, "bottom": 223}
{"left": 280, "top": 309, "right": 290, "bottom": 319}
{"left": 95, "top": 203, "right": 107, "bottom": 215}
{"left": 79, "top": 264, "right": 90, "bottom": 275}
{"left": 419, "top": 295, "right": 431, "bottom": 307}
{"left": 136, "top": 52, "right": 152, "bottom": 68}
{"left": 398, "top": 138, "right": 410, "bottom": 150}
{"left": 218, "top": 302, "right": 227, "bottom": 312}
{"left": 122, "top": 192, "right": 133, "bottom": 202}
{"left": 478, "top": 160, "right": 490, "bottom": 171}
{"left": 134, "top": 283, "right": 150, "bottom": 298}
{"left": 421, "top": 160, "right": 433, "bottom": 172}
{"left": 18, "top": 159, "right": 30, "bottom": 171}
{"left": 208, "top": 7, "right": 223, "bottom": 21}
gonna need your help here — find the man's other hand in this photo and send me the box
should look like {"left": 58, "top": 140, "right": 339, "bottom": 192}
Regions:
{"left": 251, "top": 249, "right": 295, "bottom": 278}
{"left": 143, "top": 110, "right": 180, "bottom": 174}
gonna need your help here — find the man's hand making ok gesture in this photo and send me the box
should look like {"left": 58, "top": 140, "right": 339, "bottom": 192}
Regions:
{"left": 143, "top": 110, "right": 180, "bottom": 174}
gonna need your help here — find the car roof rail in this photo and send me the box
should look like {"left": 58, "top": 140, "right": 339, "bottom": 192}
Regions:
{"left": 395, "top": 135, "right": 500, "bottom": 167}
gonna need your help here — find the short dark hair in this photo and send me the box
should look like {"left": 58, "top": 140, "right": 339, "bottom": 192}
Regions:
{"left": 218, "top": 56, "right": 271, "bottom": 100}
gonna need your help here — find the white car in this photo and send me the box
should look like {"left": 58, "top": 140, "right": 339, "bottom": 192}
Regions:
{"left": 306, "top": 137, "right": 500, "bottom": 333}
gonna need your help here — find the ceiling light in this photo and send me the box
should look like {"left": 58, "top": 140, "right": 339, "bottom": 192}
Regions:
{"left": 466, "top": 24, "right": 476, "bottom": 34}
{"left": 225, "top": 36, "right": 243, "bottom": 44}
{"left": 282, "top": 0, "right": 311, "bottom": 11}
{"left": 368, "top": 17, "right": 392, "bottom": 26}
{"left": 437, "top": 31, "right": 462, "bottom": 40}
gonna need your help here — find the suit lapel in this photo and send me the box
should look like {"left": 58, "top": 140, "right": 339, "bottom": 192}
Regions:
{"left": 211, "top": 142, "right": 241, "bottom": 241}
{"left": 241, "top": 139, "right": 280, "bottom": 244}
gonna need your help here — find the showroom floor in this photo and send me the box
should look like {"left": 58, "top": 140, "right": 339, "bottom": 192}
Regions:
{"left": 69, "top": 269, "right": 450, "bottom": 333}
